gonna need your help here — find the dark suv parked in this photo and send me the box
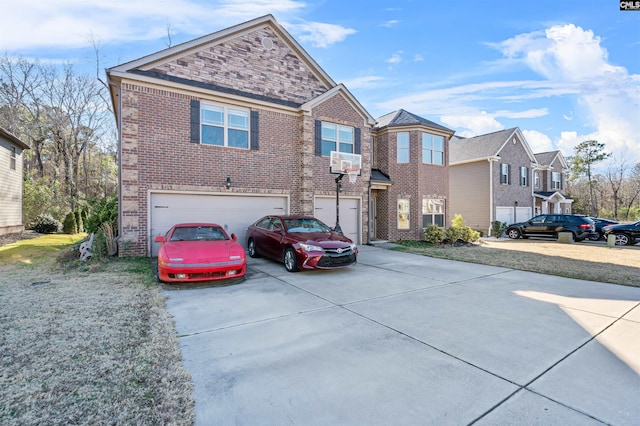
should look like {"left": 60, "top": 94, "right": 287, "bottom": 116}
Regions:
{"left": 506, "top": 214, "right": 595, "bottom": 241}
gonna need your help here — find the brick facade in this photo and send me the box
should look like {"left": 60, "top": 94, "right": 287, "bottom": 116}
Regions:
{"left": 109, "top": 16, "right": 374, "bottom": 255}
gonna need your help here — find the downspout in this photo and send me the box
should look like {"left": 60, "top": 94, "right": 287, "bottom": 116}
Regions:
{"left": 110, "top": 80, "right": 123, "bottom": 253}
{"left": 488, "top": 158, "right": 494, "bottom": 236}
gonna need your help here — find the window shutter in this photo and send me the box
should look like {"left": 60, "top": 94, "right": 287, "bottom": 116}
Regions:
{"left": 354, "top": 127, "right": 361, "bottom": 154}
{"left": 315, "top": 120, "right": 322, "bottom": 156}
{"left": 560, "top": 173, "right": 563, "bottom": 190}
{"left": 526, "top": 167, "right": 530, "bottom": 186}
{"left": 508, "top": 164, "right": 511, "bottom": 185}
{"left": 190, "top": 99, "right": 200, "bottom": 144}
{"left": 250, "top": 110, "right": 259, "bottom": 150}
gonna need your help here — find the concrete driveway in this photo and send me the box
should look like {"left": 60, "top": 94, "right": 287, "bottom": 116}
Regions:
{"left": 163, "top": 245, "right": 640, "bottom": 425}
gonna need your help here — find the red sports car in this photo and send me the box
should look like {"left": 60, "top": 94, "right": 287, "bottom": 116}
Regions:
{"left": 154, "top": 223, "right": 246, "bottom": 282}
{"left": 246, "top": 215, "right": 357, "bottom": 272}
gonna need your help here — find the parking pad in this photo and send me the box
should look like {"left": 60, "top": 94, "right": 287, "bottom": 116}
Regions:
{"left": 163, "top": 246, "right": 640, "bottom": 425}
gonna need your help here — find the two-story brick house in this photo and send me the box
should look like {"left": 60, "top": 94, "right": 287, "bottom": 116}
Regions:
{"left": 449, "top": 128, "right": 537, "bottom": 235}
{"left": 0, "top": 126, "right": 29, "bottom": 235}
{"left": 107, "top": 15, "right": 375, "bottom": 256}
{"left": 371, "top": 110, "right": 454, "bottom": 241}
{"left": 533, "top": 151, "right": 573, "bottom": 215}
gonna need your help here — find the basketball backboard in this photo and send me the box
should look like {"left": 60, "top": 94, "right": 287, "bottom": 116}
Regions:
{"left": 329, "top": 151, "right": 362, "bottom": 175}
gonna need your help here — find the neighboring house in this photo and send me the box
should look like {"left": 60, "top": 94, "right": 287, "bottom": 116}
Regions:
{"left": 0, "top": 127, "right": 30, "bottom": 235}
{"left": 449, "top": 128, "right": 537, "bottom": 235}
{"left": 107, "top": 15, "right": 375, "bottom": 256}
{"left": 533, "top": 151, "right": 573, "bottom": 215}
{"left": 371, "top": 109, "right": 454, "bottom": 241}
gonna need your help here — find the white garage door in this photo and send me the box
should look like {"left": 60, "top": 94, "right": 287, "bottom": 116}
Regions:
{"left": 495, "top": 207, "right": 514, "bottom": 226}
{"left": 515, "top": 207, "right": 532, "bottom": 223}
{"left": 314, "top": 197, "right": 360, "bottom": 244}
{"left": 150, "top": 192, "right": 288, "bottom": 256}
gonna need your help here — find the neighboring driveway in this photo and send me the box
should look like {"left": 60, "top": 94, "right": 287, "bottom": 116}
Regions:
{"left": 163, "top": 245, "right": 640, "bottom": 425}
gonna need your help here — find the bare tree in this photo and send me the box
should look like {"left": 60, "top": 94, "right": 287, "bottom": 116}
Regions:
{"left": 606, "top": 157, "right": 628, "bottom": 220}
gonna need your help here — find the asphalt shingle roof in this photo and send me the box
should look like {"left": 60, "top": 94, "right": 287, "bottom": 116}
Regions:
{"left": 534, "top": 151, "right": 560, "bottom": 166}
{"left": 449, "top": 128, "right": 518, "bottom": 163}
{"left": 374, "top": 109, "right": 453, "bottom": 132}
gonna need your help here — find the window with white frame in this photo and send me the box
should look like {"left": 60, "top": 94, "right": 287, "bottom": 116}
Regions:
{"left": 397, "top": 199, "right": 410, "bottom": 229}
{"left": 201, "top": 103, "right": 250, "bottom": 148}
{"left": 500, "top": 163, "right": 510, "bottom": 184}
{"left": 10, "top": 146, "right": 17, "bottom": 170}
{"left": 552, "top": 172, "right": 562, "bottom": 189}
{"left": 422, "top": 133, "right": 444, "bottom": 165}
{"left": 534, "top": 171, "right": 540, "bottom": 188}
{"left": 397, "top": 132, "right": 409, "bottom": 163}
{"left": 422, "top": 198, "right": 445, "bottom": 227}
{"left": 520, "top": 166, "right": 527, "bottom": 186}
{"left": 321, "top": 122, "right": 354, "bottom": 156}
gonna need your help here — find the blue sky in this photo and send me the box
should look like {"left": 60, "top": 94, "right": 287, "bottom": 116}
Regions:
{"left": 2, "top": 0, "right": 639, "bottom": 169}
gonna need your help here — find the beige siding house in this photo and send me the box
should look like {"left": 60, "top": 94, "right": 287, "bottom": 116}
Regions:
{"left": 0, "top": 127, "right": 30, "bottom": 235}
{"left": 449, "top": 128, "right": 537, "bottom": 235}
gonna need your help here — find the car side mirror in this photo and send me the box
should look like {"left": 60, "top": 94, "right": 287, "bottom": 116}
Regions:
{"left": 273, "top": 227, "right": 283, "bottom": 234}
{"left": 154, "top": 235, "right": 165, "bottom": 243}
{"left": 230, "top": 233, "right": 237, "bottom": 241}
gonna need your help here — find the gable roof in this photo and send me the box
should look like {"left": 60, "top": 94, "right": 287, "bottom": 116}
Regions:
{"left": 374, "top": 109, "right": 453, "bottom": 133}
{"left": 302, "top": 84, "right": 375, "bottom": 125}
{"left": 107, "top": 15, "right": 335, "bottom": 89}
{"left": 449, "top": 127, "right": 536, "bottom": 165}
{"left": 0, "top": 126, "right": 30, "bottom": 150}
{"left": 534, "top": 150, "right": 569, "bottom": 169}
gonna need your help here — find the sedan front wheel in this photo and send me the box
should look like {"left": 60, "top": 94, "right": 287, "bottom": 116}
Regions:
{"left": 614, "top": 233, "right": 631, "bottom": 246}
{"left": 507, "top": 228, "right": 521, "bottom": 239}
{"left": 283, "top": 248, "right": 299, "bottom": 272}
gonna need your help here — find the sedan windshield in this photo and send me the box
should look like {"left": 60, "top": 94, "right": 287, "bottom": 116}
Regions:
{"left": 284, "top": 218, "right": 332, "bottom": 233}
{"left": 170, "top": 226, "right": 228, "bottom": 241}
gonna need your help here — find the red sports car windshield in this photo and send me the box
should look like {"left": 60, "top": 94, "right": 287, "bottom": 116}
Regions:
{"left": 169, "top": 225, "right": 229, "bottom": 241}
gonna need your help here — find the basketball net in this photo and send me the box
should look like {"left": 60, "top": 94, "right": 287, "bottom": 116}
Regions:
{"left": 345, "top": 168, "right": 358, "bottom": 184}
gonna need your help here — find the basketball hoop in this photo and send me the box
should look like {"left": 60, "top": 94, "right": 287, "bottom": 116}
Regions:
{"left": 346, "top": 169, "right": 358, "bottom": 184}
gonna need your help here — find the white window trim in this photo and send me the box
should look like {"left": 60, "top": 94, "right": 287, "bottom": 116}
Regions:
{"left": 397, "top": 198, "right": 410, "bottom": 229}
{"left": 520, "top": 167, "right": 527, "bottom": 186}
{"left": 397, "top": 132, "right": 409, "bottom": 164}
{"left": 534, "top": 171, "right": 540, "bottom": 189}
{"left": 421, "top": 133, "right": 444, "bottom": 165}
{"left": 321, "top": 122, "right": 354, "bottom": 156}
{"left": 422, "top": 198, "right": 445, "bottom": 227}
{"left": 551, "top": 172, "right": 561, "bottom": 190}
{"left": 200, "top": 102, "right": 250, "bottom": 149}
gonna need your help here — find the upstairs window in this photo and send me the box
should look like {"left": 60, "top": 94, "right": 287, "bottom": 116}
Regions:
{"left": 534, "top": 171, "right": 540, "bottom": 188}
{"left": 397, "top": 132, "right": 409, "bottom": 163}
{"left": 10, "top": 146, "right": 16, "bottom": 170}
{"left": 201, "top": 103, "right": 250, "bottom": 149}
{"left": 500, "top": 163, "right": 511, "bottom": 184}
{"left": 321, "top": 122, "right": 353, "bottom": 156}
{"left": 422, "top": 133, "right": 444, "bottom": 165}
{"left": 520, "top": 167, "right": 528, "bottom": 186}
{"left": 552, "top": 172, "right": 562, "bottom": 190}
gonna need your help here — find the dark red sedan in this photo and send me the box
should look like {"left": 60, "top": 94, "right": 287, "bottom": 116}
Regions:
{"left": 246, "top": 215, "right": 357, "bottom": 272}
{"left": 154, "top": 223, "right": 246, "bottom": 282}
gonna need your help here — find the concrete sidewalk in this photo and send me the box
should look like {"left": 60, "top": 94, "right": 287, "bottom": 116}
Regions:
{"left": 164, "top": 245, "right": 640, "bottom": 425}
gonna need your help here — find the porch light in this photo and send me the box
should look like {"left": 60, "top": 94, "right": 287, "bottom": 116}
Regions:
{"left": 225, "top": 176, "right": 232, "bottom": 189}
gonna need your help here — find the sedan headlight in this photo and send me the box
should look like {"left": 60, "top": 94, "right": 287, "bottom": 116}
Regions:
{"left": 350, "top": 243, "right": 357, "bottom": 251}
{"left": 299, "top": 243, "right": 323, "bottom": 252}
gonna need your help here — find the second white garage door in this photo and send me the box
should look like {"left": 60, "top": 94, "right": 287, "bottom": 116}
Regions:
{"left": 314, "top": 196, "right": 360, "bottom": 244}
{"left": 150, "top": 192, "right": 288, "bottom": 256}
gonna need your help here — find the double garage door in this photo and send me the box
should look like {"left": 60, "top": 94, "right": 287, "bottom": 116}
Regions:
{"left": 314, "top": 196, "right": 360, "bottom": 244}
{"left": 495, "top": 206, "right": 532, "bottom": 227}
{"left": 150, "top": 192, "right": 287, "bottom": 256}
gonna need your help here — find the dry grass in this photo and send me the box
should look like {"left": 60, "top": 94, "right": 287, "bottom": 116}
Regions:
{"left": 395, "top": 238, "right": 640, "bottom": 287}
{"left": 0, "top": 235, "right": 194, "bottom": 425}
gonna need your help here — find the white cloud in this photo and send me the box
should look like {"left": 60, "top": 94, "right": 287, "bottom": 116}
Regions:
{"left": 522, "top": 130, "right": 554, "bottom": 153}
{"left": 386, "top": 51, "right": 403, "bottom": 64}
{"left": 342, "top": 76, "right": 385, "bottom": 89}
{"left": 0, "top": 0, "right": 308, "bottom": 50}
{"left": 381, "top": 20, "right": 399, "bottom": 28}
{"left": 288, "top": 20, "right": 357, "bottom": 48}
{"left": 413, "top": 54, "right": 424, "bottom": 62}
{"left": 441, "top": 112, "right": 503, "bottom": 137}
